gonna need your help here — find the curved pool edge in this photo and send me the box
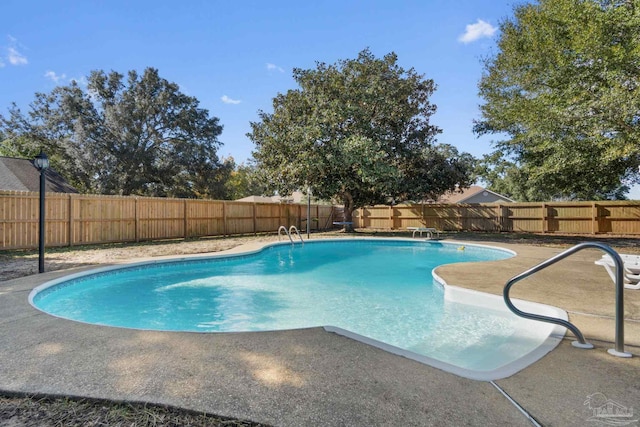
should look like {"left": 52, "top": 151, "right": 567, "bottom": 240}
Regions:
{"left": 27, "top": 239, "right": 289, "bottom": 307}
{"left": 431, "top": 270, "right": 568, "bottom": 380}
{"left": 28, "top": 237, "right": 513, "bottom": 307}
{"left": 28, "top": 237, "right": 563, "bottom": 381}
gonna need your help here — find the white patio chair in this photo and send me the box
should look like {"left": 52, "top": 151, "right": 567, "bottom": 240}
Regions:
{"left": 595, "top": 254, "right": 640, "bottom": 290}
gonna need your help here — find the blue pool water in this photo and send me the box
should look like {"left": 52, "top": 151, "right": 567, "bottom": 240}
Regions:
{"left": 31, "top": 239, "right": 566, "bottom": 379}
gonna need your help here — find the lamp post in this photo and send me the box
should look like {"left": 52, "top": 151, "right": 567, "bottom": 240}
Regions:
{"left": 34, "top": 151, "right": 49, "bottom": 273}
{"left": 307, "top": 187, "right": 311, "bottom": 239}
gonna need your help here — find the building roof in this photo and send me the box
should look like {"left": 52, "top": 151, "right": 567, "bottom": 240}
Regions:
{"left": 0, "top": 156, "right": 78, "bottom": 193}
{"left": 235, "top": 195, "right": 279, "bottom": 203}
{"left": 436, "top": 185, "right": 514, "bottom": 204}
{"left": 236, "top": 191, "right": 305, "bottom": 203}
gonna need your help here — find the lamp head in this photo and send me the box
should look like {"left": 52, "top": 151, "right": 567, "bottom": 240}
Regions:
{"left": 34, "top": 151, "right": 49, "bottom": 171}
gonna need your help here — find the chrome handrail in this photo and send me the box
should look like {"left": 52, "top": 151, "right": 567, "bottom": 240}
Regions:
{"left": 278, "top": 225, "right": 304, "bottom": 245}
{"left": 278, "top": 225, "right": 293, "bottom": 243}
{"left": 289, "top": 225, "right": 304, "bottom": 245}
{"left": 504, "top": 242, "right": 631, "bottom": 357}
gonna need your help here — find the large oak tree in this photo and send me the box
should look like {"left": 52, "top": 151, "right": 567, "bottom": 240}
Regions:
{"left": 249, "top": 49, "right": 474, "bottom": 227}
{"left": 475, "top": 0, "right": 640, "bottom": 200}
{"left": 0, "top": 67, "right": 231, "bottom": 198}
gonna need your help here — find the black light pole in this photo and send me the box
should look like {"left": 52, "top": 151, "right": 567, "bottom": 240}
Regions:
{"left": 34, "top": 151, "right": 49, "bottom": 273}
{"left": 307, "top": 187, "right": 311, "bottom": 239}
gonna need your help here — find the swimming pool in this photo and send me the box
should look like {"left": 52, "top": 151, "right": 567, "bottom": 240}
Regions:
{"left": 30, "top": 238, "right": 567, "bottom": 380}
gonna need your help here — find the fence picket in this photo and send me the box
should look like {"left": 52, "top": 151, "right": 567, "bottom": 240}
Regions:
{"left": 0, "top": 191, "right": 336, "bottom": 250}
{"left": 352, "top": 202, "right": 640, "bottom": 236}
{"left": 3, "top": 190, "right": 640, "bottom": 250}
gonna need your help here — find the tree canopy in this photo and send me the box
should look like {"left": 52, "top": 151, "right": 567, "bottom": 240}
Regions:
{"left": 0, "top": 67, "right": 231, "bottom": 198}
{"left": 475, "top": 0, "right": 640, "bottom": 200}
{"left": 248, "top": 49, "right": 474, "bottom": 224}
{"left": 224, "top": 160, "right": 271, "bottom": 200}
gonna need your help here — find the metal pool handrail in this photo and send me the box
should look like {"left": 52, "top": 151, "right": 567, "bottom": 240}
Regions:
{"left": 289, "top": 225, "right": 304, "bottom": 244}
{"left": 278, "top": 225, "right": 304, "bottom": 245}
{"left": 504, "top": 242, "right": 632, "bottom": 357}
{"left": 278, "top": 226, "right": 293, "bottom": 243}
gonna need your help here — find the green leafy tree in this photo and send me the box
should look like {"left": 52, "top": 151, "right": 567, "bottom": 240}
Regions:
{"left": 477, "top": 151, "right": 630, "bottom": 201}
{"left": 476, "top": 152, "right": 549, "bottom": 201}
{"left": 0, "top": 68, "right": 227, "bottom": 197}
{"left": 475, "top": 0, "right": 640, "bottom": 200}
{"left": 249, "top": 49, "right": 474, "bottom": 228}
{"left": 0, "top": 133, "right": 30, "bottom": 158}
{"left": 225, "top": 160, "right": 271, "bottom": 200}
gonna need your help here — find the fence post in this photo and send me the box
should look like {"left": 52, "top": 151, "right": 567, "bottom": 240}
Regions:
{"left": 222, "top": 201, "right": 227, "bottom": 237}
{"left": 495, "top": 204, "right": 502, "bottom": 232}
{"left": 183, "top": 199, "right": 188, "bottom": 239}
{"left": 79, "top": 195, "right": 85, "bottom": 245}
{"left": 135, "top": 197, "right": 139, "bottom": 242}
{"left": 362, "top": 207, "right": 366, "bottom": 228}
{"left": 253, "top": 202, "right": 257, "bottom": 235}
{"left": 541, "top": 203, "right": 547, "bottom": 233}
{"left": 389, "top": 205, "right": 393, "bottom": 230}
{"left": 68, "top": 194, "right": 74, "bottom": 247}
{"left": 592, "top": 202, "right": 598, "bottom": 235}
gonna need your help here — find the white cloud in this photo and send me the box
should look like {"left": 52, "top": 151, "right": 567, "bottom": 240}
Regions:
{"left": 7, "top": 46, "right": 27, "bottom": 65}
{"left": 458, "top": 19, "right": 497, "bottom": 44}
{"left": 44, "top": 70, "right": 66, "bottom": 83}
{"left": 266, "top": 63, "right": 284, "bottom": 73}
{"left": 3, "top": 36, "right": 28, "bottom": 66}
{"left": 221, "top": 95, "right": 241, "bottom": 105}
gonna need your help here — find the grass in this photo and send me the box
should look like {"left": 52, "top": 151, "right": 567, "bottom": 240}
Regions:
{"left": 0, "top": 393, "right": 271, "bottom": 426}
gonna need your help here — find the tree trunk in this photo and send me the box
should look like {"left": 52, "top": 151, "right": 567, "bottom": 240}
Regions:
{"left": 342, "top": 193, "right": 356, "bottom": 233}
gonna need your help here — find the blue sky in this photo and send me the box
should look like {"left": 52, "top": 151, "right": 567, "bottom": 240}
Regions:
{"left": 1, "top": 0, "right": 516, "bottom": 165}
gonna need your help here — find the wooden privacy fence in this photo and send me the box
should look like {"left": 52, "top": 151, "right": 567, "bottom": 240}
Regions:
{"left": 354, "top": 201, "right": 640, "bottom": 235}
{"left": 0, "top": 191, "right": 336, "bottom": 250}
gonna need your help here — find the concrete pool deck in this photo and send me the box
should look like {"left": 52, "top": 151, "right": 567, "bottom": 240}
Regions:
{"left": 1, "top": 239, "right": 639, "bottom": 426}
